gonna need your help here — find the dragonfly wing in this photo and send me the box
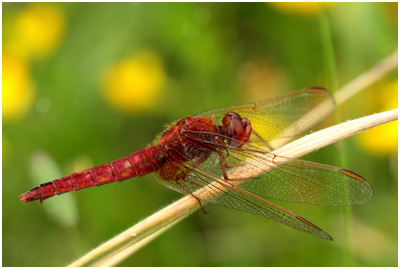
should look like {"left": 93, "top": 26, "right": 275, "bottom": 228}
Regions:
{"left": 194, "top": 87, "right": 335, "bottom": 149}
{"left": 173, "top": 132, "right": 373, "bottom": 206}
{"left": 153, "top": 158, "right": 333, "bottom": 241}
{"left": 232, "top": 151, "right": 374, "bottom": 206}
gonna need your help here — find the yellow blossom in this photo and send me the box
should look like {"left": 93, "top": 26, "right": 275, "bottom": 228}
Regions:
{"left": 7, "top": 3, "right": 65, "bottom": 59}
{"left": 102, "top": 51, "right": 165, "bottom": 113}
{"left": 269, "top": 2, "right": 334, "bottom": 16}
{"left": 358, "top": 81, "right": 398, "bottom": 156}
{"left": 2, "top": 53, "right": 35, "bottom": 121}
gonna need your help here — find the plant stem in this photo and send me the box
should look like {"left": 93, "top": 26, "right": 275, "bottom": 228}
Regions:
{"left": 319, "top": 6, "right": 355, "bottom": 266}
{"left": 68, "top": 109, "right": 398, "bottom": 267}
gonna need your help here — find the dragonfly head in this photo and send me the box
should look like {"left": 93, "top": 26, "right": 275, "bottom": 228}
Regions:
{"left": 222, "top": 112, "right": 252, "bottom": 148}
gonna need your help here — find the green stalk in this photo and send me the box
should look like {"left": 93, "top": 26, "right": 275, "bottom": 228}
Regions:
{"left": 318, "top": 5, "right": 355, "bottom": 266}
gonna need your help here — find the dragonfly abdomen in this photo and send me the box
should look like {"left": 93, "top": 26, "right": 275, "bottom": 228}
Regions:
{"left": 20, "top": 146, "right": 163, "bottom": 203}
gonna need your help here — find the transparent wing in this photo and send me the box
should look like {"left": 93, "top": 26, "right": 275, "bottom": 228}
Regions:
{"left": 193, "top": 87, "right": 335, "bottom": 149}
{"left": 217, "top": 148, "right": 374, "bottom": 206}
{"left": 154, "top": 155, "right": 333, "bottom": 241}
{"left": 180, "top": 132, "right": 374, "bottom": 206}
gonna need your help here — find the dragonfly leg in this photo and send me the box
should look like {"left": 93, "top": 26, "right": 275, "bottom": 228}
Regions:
{"left": 217, "top": 150, "right": 253, "bottom": 182}
{"left": 217, "top": 151, "right": 230, "bottom": 180}
{"left": 175, "top": 174, "right": 208, "bottom": 214}
{"left": 216, "top": 149, "right": 245, "bottom": 180}
{"left": 214, "top": 137, "right": 246, "bottom": 180}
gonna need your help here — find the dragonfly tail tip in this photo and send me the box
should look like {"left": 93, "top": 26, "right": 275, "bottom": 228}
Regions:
{"left": 19, "top": 193, "right": 30, "bottom": 203}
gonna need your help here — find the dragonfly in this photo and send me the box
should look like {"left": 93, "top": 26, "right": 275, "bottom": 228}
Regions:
{"left": 20, "top": 87, "right": 373, "bottom": 240}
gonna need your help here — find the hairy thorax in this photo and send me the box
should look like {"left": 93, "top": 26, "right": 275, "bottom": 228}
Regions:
{"left": 159, "top": 116, "right": 218, "bottom": 162}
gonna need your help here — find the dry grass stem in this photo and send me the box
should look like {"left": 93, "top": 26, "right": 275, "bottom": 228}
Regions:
{"left": 68, "top": 108, "right": 398, "bottom": 267}
{"left": 335, "top": 50, "right": 398, "bottom": 105}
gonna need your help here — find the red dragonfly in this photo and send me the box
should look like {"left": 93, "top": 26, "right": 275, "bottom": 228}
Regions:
{"left": 20, "top": 88, "right": 373, "bottom": 240}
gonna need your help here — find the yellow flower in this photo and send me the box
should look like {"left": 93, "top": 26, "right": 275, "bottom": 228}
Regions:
{"left": 2, "top": 53, "right": 35, "bottom": 121}
{"left": 269, "top": 2, "right": 334, "bottom": 16}
{"left": 102, "top": 51, "right": 165, "bottom": 113}
{"left": 6, "top": 3, "right": 65, "bottom": 59}
{"left": 358, "top": 81, "right": 398, "bottom": 156}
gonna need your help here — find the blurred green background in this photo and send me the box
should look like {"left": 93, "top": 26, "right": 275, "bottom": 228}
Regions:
{"left": 3, "top": 2, "right": 398, "bottom": 266}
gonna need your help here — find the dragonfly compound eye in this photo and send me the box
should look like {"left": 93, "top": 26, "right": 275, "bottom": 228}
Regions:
{"left": 221, "top": 112, "right": 252, "bottom": 148}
